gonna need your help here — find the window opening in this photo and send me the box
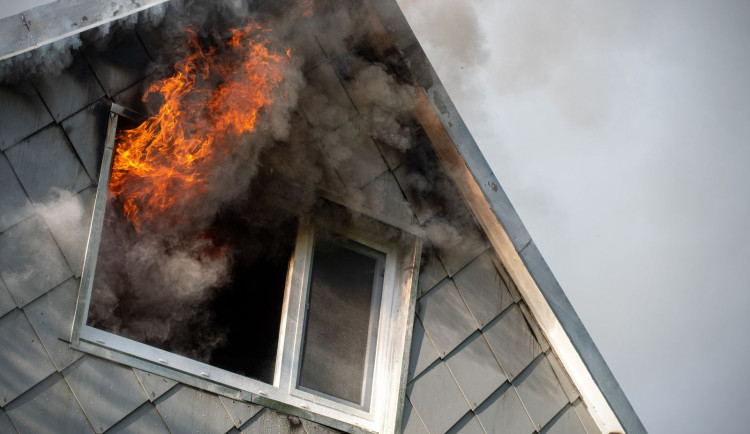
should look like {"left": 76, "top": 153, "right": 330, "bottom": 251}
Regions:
{"left": 87, "top": 169, "right": 298, "bottom": 383}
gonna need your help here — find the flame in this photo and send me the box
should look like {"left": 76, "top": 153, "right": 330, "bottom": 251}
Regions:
{"left": 110, "top": 23, "right": 288, "bottom": 232}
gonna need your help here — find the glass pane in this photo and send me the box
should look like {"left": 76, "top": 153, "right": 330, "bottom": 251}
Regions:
{"left": 298, "top": 238, "right": 384, "bottom": 405}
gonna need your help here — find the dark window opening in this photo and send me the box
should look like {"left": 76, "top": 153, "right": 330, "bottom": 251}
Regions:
{"left": 88, "top": 198, "right": 297, "bottom": 384}
{"left": 205, "top": 208, "right": 297, "bottom": 383}
{"left": 87, "top": 113, "right": 298, "bottom": 383}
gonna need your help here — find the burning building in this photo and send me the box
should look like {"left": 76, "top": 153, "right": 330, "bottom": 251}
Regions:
{"left": 0, "top": 1, "right": 645, "bottom": 433}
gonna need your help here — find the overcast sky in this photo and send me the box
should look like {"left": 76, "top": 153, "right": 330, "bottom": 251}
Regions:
{"left": 397, "top": 0, "right": 750, "bottom": 432}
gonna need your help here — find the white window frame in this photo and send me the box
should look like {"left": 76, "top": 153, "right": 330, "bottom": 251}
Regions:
{"left": 70, "top": 106, "right": 421, "bottom": 434}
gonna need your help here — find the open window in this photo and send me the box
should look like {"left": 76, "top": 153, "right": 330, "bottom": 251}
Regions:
{"left": 71, "top": 106, "right": 421, "bottom": 433}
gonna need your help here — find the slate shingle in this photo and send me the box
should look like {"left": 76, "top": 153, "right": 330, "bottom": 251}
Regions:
{"left": 0, "top": 216, "right": 72, "bottom": 308}
{"left": 5, "top": 126, "right": 91, "bottom": 204}
{"left": 5, "top": 373, "right": 94, "bottom": 434}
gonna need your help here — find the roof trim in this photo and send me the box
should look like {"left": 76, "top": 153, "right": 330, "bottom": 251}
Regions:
{"left": 365, "top": 1, "right": 646, "bottom": 433}
{"left": 0, "top": 0, "right": 168, "bottom": 61}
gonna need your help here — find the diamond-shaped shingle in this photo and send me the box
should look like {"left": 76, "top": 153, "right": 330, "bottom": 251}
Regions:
{"left": 34, "top": 56, "right": 105, "bottom": 122}
{"left": 573, "top": 399, "right": 601, "bottom": 434}
{"left": 0, "top": 310, "right": 56, "bottom": 406}
{"left": 106, "top": 402, "right": 170, "bottom": 434}
{"left": 483, "top": 304, "right": 542, "bottom": 380}
{"left": 453, "top": 251, "right": 514, "bottom": 328}
{"left": 239, "top": 409, "right": 305, "bottom": 433}
{"left": 514, "top": 356, "right": 569, "bottom": 430}
{"left": 0, "top": 84, "right": 52, "bottom": 151}
{"left": 5, "top": 125, "right": 91, "bottom": 204}
{"left": 85, "top": 33, "right": 151, "bottom": 97}
{"left": 417, "top": 279, "right": 476, "bottom": 357}
{"left": 408, "top": 317, "right": 440, "bottom": 380}
{"left": 133, "top": 369, "right": 177, "bottom": 402}
{"left": 476, "top": 384, "right": 535, "bottom": 434}
{"left": 0, "top": 279, "right": 15, "bottom": 319}
{"left": 449, "top": 413, "right": 485, "bottom": 434}
{"left": 61, "top": 99, "right": 110, "bottom": 181}
{"left": 0, "top": 153, "right": 32, "bottom": 232}
{"left": 39, "top": 187, "right": 96, "bottom": 277}
{"left": 445, "top": 332, "right": 506, "bottom": 408}
{"left": 0, "top": 216, "right": 72, "bottom": 307}
{"left": 541, "top": 405, "right": 587, "bottom": 434}
{"left": 65, "top": 356, "right": 149, "bottom": 433}
{"left": 0, "top": 408, "right": 14, "bottom": 433}
{"left": 219, "top": 396, "right": 262, "bottom": 428}
{"left": 5, "top": 373, "right": 93, "bottom": 434}
{"left": 24, "top": 278, "right": 83, "bottom": 370}
{"left": 407, "top": 362, "right": 470, "bottom": 434}
{"left": 417, "top": 245, "right": 448, "bottom": 297}
{"left": 401, "top": 399, "right": 428, "bottom": 434}
{"left": 155, "top": 385, "right": 234, "bottom": 434}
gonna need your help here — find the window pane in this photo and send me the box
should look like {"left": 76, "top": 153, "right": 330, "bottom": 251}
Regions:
{"left": 298, "top": 238, "right": 384, "bottom": 405}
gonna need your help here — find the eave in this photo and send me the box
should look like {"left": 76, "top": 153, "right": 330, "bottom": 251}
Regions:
{"left": 0, "top": 0, "right": 168, "bottom": 61}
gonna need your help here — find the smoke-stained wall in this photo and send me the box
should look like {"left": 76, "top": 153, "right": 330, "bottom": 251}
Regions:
{"left": 0, "top": 1, "right": 602, "bottom": 432}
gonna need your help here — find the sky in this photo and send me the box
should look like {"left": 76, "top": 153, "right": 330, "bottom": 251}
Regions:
{"left": 397, "top": 0, "right": 750, "bottom": 432}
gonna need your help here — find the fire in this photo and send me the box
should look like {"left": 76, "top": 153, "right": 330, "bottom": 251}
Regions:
{"left": 110, "top": 23, "right": 288, "bottom": 232}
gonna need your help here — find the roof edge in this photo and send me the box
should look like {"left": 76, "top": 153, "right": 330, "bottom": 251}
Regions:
{"left": 0, "top": 0, "right": 168, "bottom": 61}
{"left": 366, "top": 1, "right": 647, "bottom": 433}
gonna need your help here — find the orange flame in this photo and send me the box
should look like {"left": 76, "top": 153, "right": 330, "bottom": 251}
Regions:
{"left": 110, "top": 23, "right": 288, "bottom": 232}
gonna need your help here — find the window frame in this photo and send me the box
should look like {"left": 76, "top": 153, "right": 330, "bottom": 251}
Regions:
{"left": 70, "top": 106, "right": 421, "bottom": 434}
{"left": 289, "top": 233, "right": 387, "bottom": 411}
